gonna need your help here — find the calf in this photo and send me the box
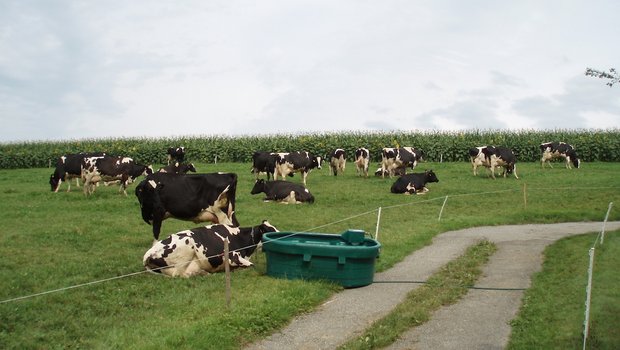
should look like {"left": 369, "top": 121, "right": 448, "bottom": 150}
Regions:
{"left": 540, "top": 141, "right": 580, "bottom": 169}
{"left": 390, "top": 170, "right": 439, "bottom": 194}
{"left": 481, "top": 146, "right": 519, "bottom": 179}
{"left": 158, "top": 162, "right": 197, "bottom": 174}
{"left": 167, "top": 147, "right": 185, "bottom": 165}
{"left": 251, "top": 151, "right": 278, "bottom": 180}
{"left": 328, "top": 149, "right": 346, "bottom": 176}
{"left": 135, "top": 172, "right": 239, "bottom": 240}
{"left": 274, "top": 151, "right": 322, "bottom": 186}
{"left": 354, "top": 148, "right": 370, "bottom": 177}
{"left": 251, "top": 179, "right": 314, "bottom": 204}
{"left": 82, "top": 155, "right": 153, "bottom": 195}
{"left": 143, "top": 220, "right": 278, "bottom": 277}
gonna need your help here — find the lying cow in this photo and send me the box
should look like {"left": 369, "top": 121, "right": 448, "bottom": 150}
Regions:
{"left": 390, "top": 170, "right": 439, "bottom": 194}
{"left": 354, "top": 148, "right": 370, "bottom": 177}
{"left": 540, "top": 141, "right": 580, "bottom": 169}
{"left": 82, "top": 155, "right": 153, "bottom": 195}
{"left": 481, "top": 146, "right": 519, "bottom": 179}
{"left": 251, "top": 179, "right": 315, "bottom": 204}
{"left": 135, "top": 172, "right": 239, "bottom": 240}
{"left": 328, "top": 149, "right": 346, "bottom": 176}
{"left": 158, "top": 162, "right": 197, "bottom": 174}
{"left": 143, "top": 220, "right": 278, "bottom": 277}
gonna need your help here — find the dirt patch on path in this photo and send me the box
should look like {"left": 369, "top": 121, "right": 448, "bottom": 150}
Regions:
{"left": 246, "top": 221, "right": 620, "bottom": 350}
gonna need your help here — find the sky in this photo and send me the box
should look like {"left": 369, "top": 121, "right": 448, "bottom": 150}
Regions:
{"left": 1, "top": 0, "right": 619, "bottom": 143}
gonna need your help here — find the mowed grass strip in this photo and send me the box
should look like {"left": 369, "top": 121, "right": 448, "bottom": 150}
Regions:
{"left": 0, "top": 161, "right": 618, "bottom": 349}
{"left": 338, "top": 240, "right": 497, "bottom": 350}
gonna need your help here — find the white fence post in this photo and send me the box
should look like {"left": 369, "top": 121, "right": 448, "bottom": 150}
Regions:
{"left": 583, "top": 247, "right": 595, "bottom": 350}
{"left": 438, "top": 196, "right": 448, "bottom": 221}
{"left": 374, "top": 207, "right": 382, "bottom": 241}
{"left": 601, "top": 202, "right": 613, "bottom": 245}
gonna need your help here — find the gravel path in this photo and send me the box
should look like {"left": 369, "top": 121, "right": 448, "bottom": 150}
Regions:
{"left": 245, "top": 221, "right": 620, "bottom": 350}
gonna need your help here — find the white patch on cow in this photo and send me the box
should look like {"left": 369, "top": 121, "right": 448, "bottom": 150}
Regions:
{"left": 148, "top": 180, "right": 157, "bottom": 188}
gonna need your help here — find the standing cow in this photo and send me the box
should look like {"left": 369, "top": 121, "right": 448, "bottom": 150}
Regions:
{"left": 381, "top": 147, "right": 423, "bottom": 178}
{"left": 135, "top": 172, "right": 239, "bottom": 240}
{"left": 328, "top": 149, "right": 347, "bottom": 176}
{"left": 390, "top": 170, "right": 439, "bottom": 194}
{"left": 540, "top": 141, "right": 580, "bottom": 169}
{"left": 251, "top": 151, "right": 278, "bottom": 180}
{"left": 49, "top": 152, "right": 105, "bottom": 192}
{"left": 167, "top": 147, "right": 186, "bottom": 165}
{"left": 143, "top": 221, "right": 278, "bottom": 277}
{"left": 354, "top": 148, "right": 370, "bottom": 178}
{"left": 481, "top": 146, "right": 519, "bottom": 179}
{"left": 251, "top": 179, "right": 314, "bottom": 204}
{"left": 274, "top": 151, "right": 322, "bottom": 186}
{"left": 82, "top": 155, "right": 153, "bottom": 195}
{"left": 468, "top": 146, "right": 492, "bottom": 176}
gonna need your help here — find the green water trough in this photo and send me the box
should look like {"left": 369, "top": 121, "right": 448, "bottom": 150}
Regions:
{"left": 261, "top": 229, "right": 381, "bottom": 288}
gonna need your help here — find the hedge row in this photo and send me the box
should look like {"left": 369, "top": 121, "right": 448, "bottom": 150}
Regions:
{"left": 0, "top": 129, "right": 619, "bottom": 169}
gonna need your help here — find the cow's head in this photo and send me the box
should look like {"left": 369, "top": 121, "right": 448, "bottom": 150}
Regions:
{"left": 187, "top": 163, "right": 197, "bottom": 173}
{"left": 424, "top": 170, "right": 439, "bottom": 183}
{"left": 251, "top": 220, "right": 279, "bottom": 243}
{"left": 567, "top": 150, "right": 580, "bottom": 169}
{"left": 313, "top": 155, "right": 322, "bottom": 169}
{"left": 49, "top": 173, "right": 61, "bottom": 192}
{"left": 250, "top": 179, "right": 266, "bottom": 194}
{"left": 135, "top": 179, "right": 166, "bottom": 225}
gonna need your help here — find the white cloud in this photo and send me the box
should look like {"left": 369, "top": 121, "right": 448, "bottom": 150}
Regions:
{"left": 0, "top": 0, "right": 619, "bottom": 142}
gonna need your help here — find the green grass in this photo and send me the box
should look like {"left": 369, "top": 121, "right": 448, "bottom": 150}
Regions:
{"left": 0, "top": 161, "right": 619, "bottom": 349}
{"left": 338, "top": 240, "right": 497, "bottom": 349}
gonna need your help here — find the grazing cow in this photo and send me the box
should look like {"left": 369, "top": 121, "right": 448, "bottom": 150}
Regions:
{"left": 135, "top": 172, "right": 239, "bottom": 240}
{"left": 49, "top": 152, "right": 105, "bottom": 192}
{"left": 251, "top": 151, "right": 278, "bottom": 180}
{"left": 274, "top": 151, "right": 322, "bottom": 186}
{"left": 540, "top": 141, "right": 581, "bottom": 169}
{"left": 167, "top": 147, "right": 185, "bottom": 165}
{"left": 468, "top": 146, "right": 492, "bottom": 176}
{"left": 82, "top": 155, "right": 153, "bottom": 195}
{"left": 380, "top": 147, "right": 424, "bottom": 178}
{"left": 143, "top": 220, "right": 278, "bottom": 277}
{"left": 354, "top": 148, "right": 370, "bottom": 178}
{"left": 390, "top": 170, "right": 439, "bottom": 194}
{"left": 250, "top": 179, "right": 314, "bottom": 204}
{"left": 374, "top": 166, "right": 406, "bottom": 177}
{"left": 328, "top": 149, "right": 347, "bottom": 176}
{"left": 158, "top": 162, "right": 197, "bottom": 174}
{"left": 481, "top": 146, "right": 519, "bottom": 179}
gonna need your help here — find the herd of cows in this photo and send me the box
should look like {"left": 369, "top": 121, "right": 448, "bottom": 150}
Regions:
{"left": 47, "top": 142, "right": 580, "bottom": 277}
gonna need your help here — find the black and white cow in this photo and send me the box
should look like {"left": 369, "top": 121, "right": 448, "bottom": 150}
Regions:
{"left": 167, "top": 147, "right": 185, "bottom": 165}
{"left": 540, "top": 141, "right": 581, "bottom": 169}
{"left": 158, "top": 162, "right": 197, "bottom": 174}
{"left": 354, "top": 148, "right": 370, "bottom": 178}
{"left": 82, "top": 155, "right": 153, "bottom": 195}
{"left": 143, "top": 220, "right": 278, "bottom": 277}
{"left": 274, "top": 151, "right": 322, "bottom": 186}
{"left": 390, "top": 170, "right": 439, "bottom": 194}
{"left": 481, "top": 146, "right": 519, "bottom": 179}
{"left": 328, "top": 149, "right": 346, "bottom": 176}
{"left": 468, "top": 146, "right": 492, "bottom": 176}
{"left": 380, "top": 147, "right": 424, "bottom": 178}
{"left": 251, "top": 151, "right": 278, "bottom": 180}
{"left": 49, "top": 152, "right": 105, "bottom": 192}
{"left": 250, "top": 179, "right": 315, "bottom": 204}
{"left": 135, "top": 172, "right": 239, "bottom": 240}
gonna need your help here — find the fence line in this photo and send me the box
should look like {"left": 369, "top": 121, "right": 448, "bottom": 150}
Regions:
{"left": 1, "top": 187, "right": 617, "bottom": 305}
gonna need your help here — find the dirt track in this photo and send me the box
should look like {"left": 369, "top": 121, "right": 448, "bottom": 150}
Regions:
{"left": 246, "top": 221, "right": 620, "bottom": 350}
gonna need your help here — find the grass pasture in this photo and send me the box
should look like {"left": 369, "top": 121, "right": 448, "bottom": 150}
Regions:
{"left": 0, "top": 160, "right": 619, "bottom": 349}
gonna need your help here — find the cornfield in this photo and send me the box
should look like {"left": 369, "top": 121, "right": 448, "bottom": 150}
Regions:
{"left": 0, "top": 129, "right": 618, "bottom": 169}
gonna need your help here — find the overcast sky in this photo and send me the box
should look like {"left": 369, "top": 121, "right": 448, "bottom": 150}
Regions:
{"left": 1, "top": 1, "right": 619, "bottom": 143}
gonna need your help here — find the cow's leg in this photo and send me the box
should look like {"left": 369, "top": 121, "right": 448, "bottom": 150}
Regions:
{"left": 513, "top": 164, "right": 519, "bottom": 179}
{"left": 302, "top": 171, "right": 308, "bottom": 186}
